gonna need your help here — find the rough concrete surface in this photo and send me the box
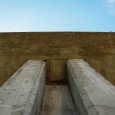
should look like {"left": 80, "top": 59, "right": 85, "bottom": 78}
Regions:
{"left": 40, "top": 85, "right": 75, "bottom": 115}
{"left": 0, "top": 60, "right": 46, "bottom": 115}
{"left": 67, "top": 59, "right": 115, "bottom": 115}
{"left": 0, "top": 32, "right": 115, "bottom": 85}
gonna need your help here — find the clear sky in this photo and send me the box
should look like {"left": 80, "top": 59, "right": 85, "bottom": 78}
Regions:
{"left": 0, "top": 0, "right": 115, "bottom": 32}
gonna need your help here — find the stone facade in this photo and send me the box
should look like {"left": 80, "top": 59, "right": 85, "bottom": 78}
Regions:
{"left": 0, "top": 32, "right": 115, "bottom": 85}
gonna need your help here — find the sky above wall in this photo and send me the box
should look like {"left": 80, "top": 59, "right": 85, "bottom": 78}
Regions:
{"left": 0, "top": 0, "right": 115, "bottom": 32}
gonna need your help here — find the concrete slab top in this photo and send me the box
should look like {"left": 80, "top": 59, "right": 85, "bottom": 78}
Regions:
{"left": 67, "top": 59, "right": 115, "bottom": 115}
{"left": 0, "top": 60, "right": 46, "bottom": 115}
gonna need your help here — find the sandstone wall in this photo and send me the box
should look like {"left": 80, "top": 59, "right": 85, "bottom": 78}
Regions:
{"left": 0, "top": 32, "right": 115, "bottom": 85}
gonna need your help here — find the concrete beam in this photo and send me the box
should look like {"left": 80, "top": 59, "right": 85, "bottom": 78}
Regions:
{"left": 67, "top": 59, "right": 115, "bottom": 115}
{"left": 0, "top": 60, "right": 46, "bottom": 115}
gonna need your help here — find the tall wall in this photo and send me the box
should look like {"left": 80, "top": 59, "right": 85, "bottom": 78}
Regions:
{"left": 0, "top": 32, "right": 115, "bottom": 85}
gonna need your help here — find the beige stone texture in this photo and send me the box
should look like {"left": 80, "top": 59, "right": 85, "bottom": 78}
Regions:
{"left": 0, "top": 32, "right": 115, "bottom": 85}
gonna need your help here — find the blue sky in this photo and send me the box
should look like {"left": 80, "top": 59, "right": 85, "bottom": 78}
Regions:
{"left": 0, "top": 0, "right": 115, "bottom": 32}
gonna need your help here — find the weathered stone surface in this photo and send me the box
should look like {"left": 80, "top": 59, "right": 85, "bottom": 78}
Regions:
{"left": 67, "top": 59, "right": 115, "bottom": 115}
{"left": 0, "top": 60, "right": 46, "bottom": 115}
{"left": 49, "top": 60, "right": 67, "bottom": 81}
{"left": 0, "top": 32, "right": 115, "bottom": 85}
